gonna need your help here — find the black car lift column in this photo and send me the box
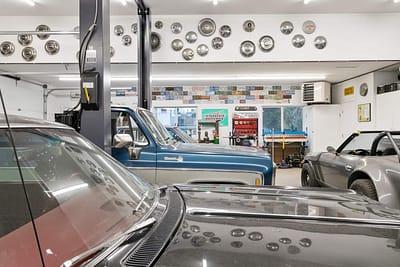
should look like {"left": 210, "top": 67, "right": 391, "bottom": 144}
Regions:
{"left": 79, "top": 0, "right": 112, "bottom": 153}
{"left": 135, "top": 0, "right": 152, "bottom": 109}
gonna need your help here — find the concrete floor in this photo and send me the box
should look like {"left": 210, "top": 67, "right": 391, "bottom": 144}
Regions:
{"left": 274, "top": 167, "right": 302, "bottom": 187}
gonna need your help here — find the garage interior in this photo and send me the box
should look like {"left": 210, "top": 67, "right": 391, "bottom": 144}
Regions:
{"left": 1, "top": 0, "right": 400, "bottom": 187}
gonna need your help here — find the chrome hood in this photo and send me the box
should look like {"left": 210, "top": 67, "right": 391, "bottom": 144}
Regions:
{"left": 155, "top": 185, "right": 400, "bottom": 267}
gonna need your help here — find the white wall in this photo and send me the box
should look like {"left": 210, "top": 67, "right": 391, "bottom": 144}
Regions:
{"left": 375, "top": 72, "right": 400, "bottom": 130}
{"left": 332, "top": 73, "right": 375, "bottom": 139}
{"left": 0, "top": 76, "right": 43, "bottom": 118}
{"left": 1, "top": 13, "right": 400, "bottom": 63}
{"left": 332, "top": 71, "right": 400, "bottom": 139}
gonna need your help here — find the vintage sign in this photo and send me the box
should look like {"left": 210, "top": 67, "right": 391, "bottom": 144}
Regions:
{"left": 344, "top": 86, "right": 355, "bottom": 96}
{"left": 202, "top": 109, "right": 229, "bottom": 127}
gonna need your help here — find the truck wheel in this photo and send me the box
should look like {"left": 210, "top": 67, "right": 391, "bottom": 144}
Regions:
{"left": 349, "top": 179, "right": 378, "bottom": 201}
{"left": 301, "top": 163, "right": 319, "bottom": 187}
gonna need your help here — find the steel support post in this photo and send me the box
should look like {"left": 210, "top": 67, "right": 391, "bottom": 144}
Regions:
{"left": 136, "top": 1, "right": 152, "bottom": 109}
{"left": 79, "top": 0, "right": 112, "bottom": 153}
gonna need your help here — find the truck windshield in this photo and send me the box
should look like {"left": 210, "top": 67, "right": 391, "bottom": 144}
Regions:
{"left": 137, "top": 108, "right": 172, "bottom": 146}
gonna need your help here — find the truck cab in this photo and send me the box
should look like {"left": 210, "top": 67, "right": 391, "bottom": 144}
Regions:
{"left": 111, "top": 106, "right": 275, "bottom": 185}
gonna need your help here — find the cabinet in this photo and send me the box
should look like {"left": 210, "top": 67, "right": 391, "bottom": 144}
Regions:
{"left": 303, "top": 105, "right": 341, "bottom": 153}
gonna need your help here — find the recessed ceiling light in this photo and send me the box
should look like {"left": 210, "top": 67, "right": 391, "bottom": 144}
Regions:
{"left": 212, "top": 0, "right": 218, "bottom": 5}
{"left": 304, "top": 0, "right": 311, "bottom": 4}
{"left": 394, "top": 0, "right": 400, "bottom": 3}
{"left": 120, "top": 0, "right": 127, "bottom": 6}
{"left": 26, "top": 0, "right": 35, "bottom": 6}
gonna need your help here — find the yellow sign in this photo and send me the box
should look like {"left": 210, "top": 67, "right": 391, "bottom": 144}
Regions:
{"left": 344, "top": 86, "right": 354, "bottom": 96}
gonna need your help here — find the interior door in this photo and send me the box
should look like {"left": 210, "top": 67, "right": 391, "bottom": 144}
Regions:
{"left": 111, "top": 111, "right": 157, "bottom": 184}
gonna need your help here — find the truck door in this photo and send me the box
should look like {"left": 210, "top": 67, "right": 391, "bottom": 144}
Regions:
{"left": 111, "top": 110, "right": 157, "bottom": 184}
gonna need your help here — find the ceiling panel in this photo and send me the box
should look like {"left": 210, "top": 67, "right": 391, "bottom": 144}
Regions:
{"left": 1, "top": 61, "right": 398, "bottom": 88}
{"left": 1, "top": 0, "right": 400, "bottom": 16}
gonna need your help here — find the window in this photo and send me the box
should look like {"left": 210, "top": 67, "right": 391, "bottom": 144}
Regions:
{"left": 263, "top": 107, "right": 303, "bottom": 134}
{"left": 2, "top": 128, "right": 153, "bottom": 266}
{"left": 154, "top": 107, "right": 197, "bottom": 137}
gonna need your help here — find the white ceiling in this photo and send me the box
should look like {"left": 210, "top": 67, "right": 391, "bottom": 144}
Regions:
{"left": 1, "top": 0, "right": 400, "bottom": 16}
{"left": 1, "top": 61, "right": 398, "bottom": 89}
{"left": 0, "top": 0, "right": 399, "bottom": 89}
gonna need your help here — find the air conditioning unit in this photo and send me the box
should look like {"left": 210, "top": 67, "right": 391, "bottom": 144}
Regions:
{"left": 301, "top": 82, "right": 331, "bottom": 104}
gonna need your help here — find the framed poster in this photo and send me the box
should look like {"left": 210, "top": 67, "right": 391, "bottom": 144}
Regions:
{"left": 358, "top": 103, "right": 371, "bottom": 122}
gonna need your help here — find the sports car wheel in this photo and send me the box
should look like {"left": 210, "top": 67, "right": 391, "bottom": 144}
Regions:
{"left": 301, "top": 163, "right": 319, "bottom": 187}
{"left": 349, "top": 179, "right": 378, "bottom": 201}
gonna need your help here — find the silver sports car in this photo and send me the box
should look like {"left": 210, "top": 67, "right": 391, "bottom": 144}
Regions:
{"left": 302, "top": 131, "right": 400, "bottom": 209}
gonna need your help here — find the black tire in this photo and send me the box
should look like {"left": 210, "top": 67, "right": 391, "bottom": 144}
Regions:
{"left": 349, "top": 179, "right": 378, "bottom": 201}
{"left": 301, "top": 163, "right": 319, "bottom": 187}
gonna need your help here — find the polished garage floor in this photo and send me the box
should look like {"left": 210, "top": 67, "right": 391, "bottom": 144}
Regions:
{"left": 274, "top": 168, "right": 301, "bottom": 187}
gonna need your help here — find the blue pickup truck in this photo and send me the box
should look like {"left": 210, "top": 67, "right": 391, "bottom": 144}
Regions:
{"left": 111, "top": 106, "right": 275, "bottom": 185}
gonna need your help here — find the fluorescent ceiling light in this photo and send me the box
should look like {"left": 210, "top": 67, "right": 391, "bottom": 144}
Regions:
{"left": 60, "top": 75, "right": 326, "bottom": 82}
{"left": 26, "top": 0, "right": 35, "bottom": 6}
{"left": 59, "top": 76, "right": 80, "bottom": 81}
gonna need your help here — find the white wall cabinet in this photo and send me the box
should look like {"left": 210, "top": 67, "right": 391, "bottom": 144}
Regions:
{"left": 303, "top": 104, "right": 341, "bottom": 153}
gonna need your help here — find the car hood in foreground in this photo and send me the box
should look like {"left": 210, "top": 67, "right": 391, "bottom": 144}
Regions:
{"left": 155, "top": 185, "right": 400, "bottom": 267}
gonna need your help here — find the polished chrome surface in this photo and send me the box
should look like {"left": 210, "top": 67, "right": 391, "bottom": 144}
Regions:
{"left": 211, "top": 37, "right": 224, "bottom": 49}
{"left": 280, "top": 21, "right": 294, "bottom": 35}
{"left": 292, "top": 34, "right": 305, "bottom": 48}
{"left": 0, "top": 41, "right": 15, "bottom": 56}
{"left": 114, "top": 25, "right": 124, "bottom": 36}
{"left": 196, "top": 44, "right": 209, "bottom": 57}
{"left": 219, "top": 25, "right": 232, "bottom": 38}
{"left": 110, "top": 46, "right": 115, "bottom": 58}
{"left": 122, "top": 35, "right": 132, "bottom": 46}
{"left": 198, "top": 18, "right": 216, "bottom": 37}
{"left": 240, "top": 40, "right": 256, "bottom": 57}
{"left": 131, "top": 23, "right": 137, "bottom": 34}
{"left": 243, "top": 20, "right": 255, "bottom": 32}
{"left": 44, "top": 40, "right": 60, "bottom": 55}
{"left": 171, "top": 22, "right": 183, "bottom": 34}
{"left": 151, "top": 32, "right": 161, "bottom": 51}
{"left": 314, "top": 35, "right": 327, "bottom": 49}
{"left": 73, "top": 25, "right": 80, "bottom": 39}
{"left": 36, "top": 24, "right": 51, "bottom": 40}
{"left": 182, "top": 48, "right": 194, "bottom": 61}
{"left": 259, "top": 35, "right": 274, "bottom": 52}
{"left": 303, "top": 20, "right": 316, "bottom": 34}
{"left": 155, "top": 20, "right": 163, "bottom": 29}
{"left": 360, "top": 82, "right": 368, "bottom": 96}
{"left": 21, "top": 47, "right": 37, "bottom": 61}
{"left": 17, "top": 34, "right": 33, "bottom": 46}
{"left": 185, "top": 31, "right": 198, "bottom": 43}
{"left": 171, "top": 39, "right": 184, "bottom": 51}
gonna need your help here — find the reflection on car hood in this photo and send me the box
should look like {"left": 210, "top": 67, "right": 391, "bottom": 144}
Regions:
{"left": 171, "top": 143, "right": 269, "bottom": 158}
{"left": 155, "top": 185, "right": 400, "bottom": 267}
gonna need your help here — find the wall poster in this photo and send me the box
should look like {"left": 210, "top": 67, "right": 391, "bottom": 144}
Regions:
{"left": 358, "top": 103, "right": 371, "bottom": 122}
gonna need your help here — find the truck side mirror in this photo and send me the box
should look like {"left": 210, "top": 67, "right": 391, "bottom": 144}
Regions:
{"left": 114, "top": 134, "right": 133, "bottom": 148}
{"left": 327, "top": 146, "right": 336, "bottom": 153}
{"left": 113, "top": 134, "right": 142, "bottom": 160}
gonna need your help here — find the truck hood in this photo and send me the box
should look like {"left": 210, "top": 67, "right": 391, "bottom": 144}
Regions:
{"left": 155, "top": 185, "right": 400, "bottom": 267}
{"left": 167, "top": 142, "right": 270, "bottom": 158}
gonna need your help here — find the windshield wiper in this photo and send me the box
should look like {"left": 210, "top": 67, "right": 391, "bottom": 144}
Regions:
{"left": 133, "top": 186, "right": 167, "bottom": 214}
{"left": 60, "top": 218, "right": 157, "bottom": 267}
